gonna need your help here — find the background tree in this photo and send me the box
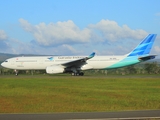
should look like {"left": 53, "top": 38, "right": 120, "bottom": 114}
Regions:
{"left": 125, "top": 65, "right": 137, "bottom": 74}
{"left": 144, "top": 62, "right": 159, "bottom": 74}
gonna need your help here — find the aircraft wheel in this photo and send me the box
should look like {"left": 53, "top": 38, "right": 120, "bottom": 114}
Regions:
{"left": 71, "top": 72, "right": 76, "bottom": 76}
{"left": 79, "top": 72, "right": 84, "bottom": 76}
{"left": 71, "top": 72, "right": 83, "bottom": 76}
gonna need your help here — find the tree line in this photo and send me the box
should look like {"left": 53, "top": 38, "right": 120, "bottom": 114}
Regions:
{"left": 85, "top": 62, "right": 160, "bottom": 75}
{"left": 0, "top": 62, "right": 160, "bottom": 75}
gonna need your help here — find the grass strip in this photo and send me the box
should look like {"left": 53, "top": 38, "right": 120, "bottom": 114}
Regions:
{"left": 0, "top": 75, "right": 160, "bottom": 113}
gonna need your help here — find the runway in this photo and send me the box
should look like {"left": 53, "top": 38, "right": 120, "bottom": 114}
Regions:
{"left": 0, "top": 110, "right": 160, "bottom": 120}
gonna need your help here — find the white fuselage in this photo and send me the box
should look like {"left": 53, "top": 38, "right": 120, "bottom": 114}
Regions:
{"left": 1, "top": 55, "right": 126, "bottom": 70}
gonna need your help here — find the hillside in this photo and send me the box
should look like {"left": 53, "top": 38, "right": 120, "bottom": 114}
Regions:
{"left": 0, "top": 53, "right": 17, "bottom": 63}
{"left": 0, "top": 53, "right": 47, "bottom": 63}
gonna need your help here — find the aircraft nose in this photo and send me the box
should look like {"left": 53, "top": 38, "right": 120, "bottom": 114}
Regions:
{"left": 1, "top": 62, "right": 3, "bottom": 66}
{"left": 1, "top": 62, "right": 5, "bottom": 67}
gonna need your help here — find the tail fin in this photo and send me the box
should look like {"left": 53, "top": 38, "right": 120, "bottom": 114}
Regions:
{"left": 127, "top": 34, "right": 157, "bottom": 57}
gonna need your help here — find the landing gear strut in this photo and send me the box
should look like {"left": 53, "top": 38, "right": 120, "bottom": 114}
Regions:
{"left": 14, "top": 70, "right": 18, "bottom": 76}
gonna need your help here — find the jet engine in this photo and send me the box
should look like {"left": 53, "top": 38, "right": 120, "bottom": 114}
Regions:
{"left": 80, "top": 64, "right": 93, "bottom": 70}
{"left": 46, "top": 65, "right": 64, "bottom": 74}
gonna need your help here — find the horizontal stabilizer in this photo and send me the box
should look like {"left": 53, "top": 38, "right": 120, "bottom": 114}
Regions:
{"left": 138, "top": 55, "right": 157, "bottom": 61}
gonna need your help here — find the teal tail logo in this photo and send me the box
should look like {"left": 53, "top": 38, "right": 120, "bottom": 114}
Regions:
{"left": 48, "top": 57, "right": 54, "bottom": 61}
{"left": 128, "top": 34, "right": 157, "bottom": 57}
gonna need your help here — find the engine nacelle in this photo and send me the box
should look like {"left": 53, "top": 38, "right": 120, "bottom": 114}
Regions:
{"left": 46, "top": 65, "right": 64, "bottom": 74}
{"left": 80, "top": 64, "right": 93, "bottom": 70}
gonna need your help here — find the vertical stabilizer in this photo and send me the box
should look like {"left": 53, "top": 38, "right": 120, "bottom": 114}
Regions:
{"left": 127, "top": 34, "right": 157, "bottom": 57}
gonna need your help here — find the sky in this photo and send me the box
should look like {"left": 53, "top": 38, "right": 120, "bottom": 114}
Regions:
{"left": 0, "top": 0, "right": 160, "bottom": 57}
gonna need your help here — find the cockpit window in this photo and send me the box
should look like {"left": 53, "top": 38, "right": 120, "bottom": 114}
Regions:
{"left": 5, "top": 60, "right": 8, "bottom": 62}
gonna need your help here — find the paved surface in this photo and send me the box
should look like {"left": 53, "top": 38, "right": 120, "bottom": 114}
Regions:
{"left": 0, "top": 110, "right": 160, "bottom": 120}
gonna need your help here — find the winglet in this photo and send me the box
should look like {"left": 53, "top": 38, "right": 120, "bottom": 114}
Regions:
{"left": 88, "top": 52, "right": 95, "bottom": 59}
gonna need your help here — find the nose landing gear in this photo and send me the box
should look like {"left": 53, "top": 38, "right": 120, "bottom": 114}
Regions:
{"left": 14, "top": 70, "right": 18, "bottom": 76}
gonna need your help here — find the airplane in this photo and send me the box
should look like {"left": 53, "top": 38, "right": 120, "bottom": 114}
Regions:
{"left": 1, "top": 34, "right": 157, "bottom": 76}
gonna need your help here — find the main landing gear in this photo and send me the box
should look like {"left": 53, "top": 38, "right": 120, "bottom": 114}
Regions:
{"left": 71, "top": 72, "right": 84, "bottom": 76}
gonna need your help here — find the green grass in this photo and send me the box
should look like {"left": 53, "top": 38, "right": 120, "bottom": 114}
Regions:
{"left": 0, "top": 75, "right": 160, "bottom": 113}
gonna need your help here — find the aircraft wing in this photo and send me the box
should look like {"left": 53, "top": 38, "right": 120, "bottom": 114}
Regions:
{"left": 138, "top": 55, "right": 157, "bottom": 61}
{"left": 61, "top": 52, "right": 95, "bottom": 67}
